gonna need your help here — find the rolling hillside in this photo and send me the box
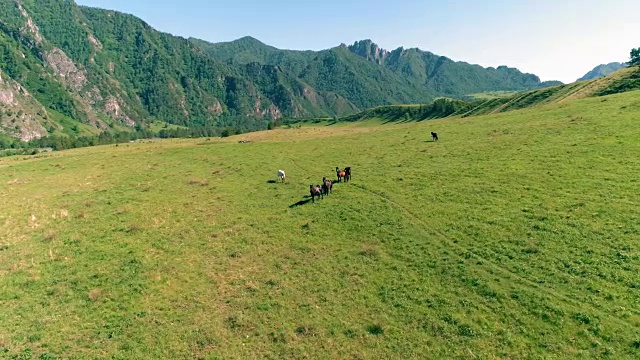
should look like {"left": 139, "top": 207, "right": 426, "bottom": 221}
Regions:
{"left": 342, "top": 66, "right": 640, "bottom": 123}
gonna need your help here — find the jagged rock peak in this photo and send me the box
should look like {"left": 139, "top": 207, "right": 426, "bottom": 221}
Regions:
{"left": 348, "top": 39, "right": 389, "bottom": 65}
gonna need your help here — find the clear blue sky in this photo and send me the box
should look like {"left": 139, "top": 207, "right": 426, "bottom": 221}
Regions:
{"left": 76, "top": 0, "right": 639, "bottom": 83}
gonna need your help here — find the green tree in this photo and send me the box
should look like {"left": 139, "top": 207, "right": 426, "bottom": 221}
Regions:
{"left": 630, "top": 48, "right": 640, "bottom": 66}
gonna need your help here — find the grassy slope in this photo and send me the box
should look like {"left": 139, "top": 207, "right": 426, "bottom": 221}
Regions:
{"left": 346, "top": 67, "right": 640, "bottom": 123}
{"left": 1, "top": 91, "right": 640, "bottom": 359}
{"left": 469, "top": 91, "right": 520, "bottom": 100}
{"left": 476, "top": 67, "right": 640, "bottom": 113}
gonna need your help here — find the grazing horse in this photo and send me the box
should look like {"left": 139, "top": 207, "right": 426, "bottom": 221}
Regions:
{"left": 310, "top": 184, "right": 323, "bottom": 203}
{"left": 277, "top": 170, "right": 286, "bottom": 182}
{"left": 431, "top": 132, "right": 439, "bottom": 141}
{"left": 344, "top": 167, "right": 351, "bottom": 182}
{"left": 336, "top": 167, "right": 347, "bottom": 182}
{"left": 322, "top": 177, "right": 333, "bottom": 195}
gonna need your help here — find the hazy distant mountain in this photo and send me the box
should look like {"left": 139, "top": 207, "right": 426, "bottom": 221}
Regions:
{"left": 578, "top": 62, "right": 627, "bottom": 81}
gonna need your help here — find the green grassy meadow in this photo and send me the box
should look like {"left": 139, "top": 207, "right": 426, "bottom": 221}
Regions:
{"left": 1, "top": 91, "right": 640, "bottom": 359}
{"left": 468, "top": 91, "right": 520, "bottom": 100}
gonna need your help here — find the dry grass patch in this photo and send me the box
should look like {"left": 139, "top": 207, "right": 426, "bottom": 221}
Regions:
{"left": 42, "top": 230, "right": 56, "bottom": 242}
{"left": 359, "top": 245, "right": 379, "bottom": 258}
{"left": 187, "top": 178, "right": 209, "bottom": 186}
{"left": 126, "top": 223, "right": 142, "bottom": 233}
{"left": 87, "top": 288, "right": 106, "bottom": 302}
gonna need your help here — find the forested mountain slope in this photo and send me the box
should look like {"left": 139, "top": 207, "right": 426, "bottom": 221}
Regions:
{"left": 0, "top": 0, "right": 562, "bottom": 142}
{"left": 196, "top": 37, "right": 563, "bottom": 106}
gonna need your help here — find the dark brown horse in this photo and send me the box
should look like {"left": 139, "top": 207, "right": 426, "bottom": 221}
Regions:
{"left": 431, "top": 132, "right": 439, "bottom": 141}
{"left": 336, "top": 167, "right": 346, "bottom": 182}
{"left": 310, "top": 184, "right": 323, "bottom": 203}
{"left": 344, "top": 167, "right": 351, "bottom": 182}
{"left": 322, "top": 177, "right": 333, "bottom": 195}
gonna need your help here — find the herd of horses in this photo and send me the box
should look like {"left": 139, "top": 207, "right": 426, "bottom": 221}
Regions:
{"left": 309, "top": 167, "right": 351, "bottom": 202}
{"left": 277, "top": 131, "right": 437, "bottom": 205}
{"left": 275, "top": 167, "right": 351, "bottom": 203}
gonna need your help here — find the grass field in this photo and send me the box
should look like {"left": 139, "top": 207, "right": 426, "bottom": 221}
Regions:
{"left": 1, "top": 90, "right": 640, "bottom": 359}
{"left": 148, "top": 121, "right": 189, "bottom": 133}
{"left": 468, "top": 91, "right": 520, "bottom": 100}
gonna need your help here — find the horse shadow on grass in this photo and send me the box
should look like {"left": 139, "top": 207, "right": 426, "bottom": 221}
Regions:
{"left": 289, "top": 196, "right": 313, "bottom": 208}
{"left": 267, "top": 180, "right": 278, "bottom": 184}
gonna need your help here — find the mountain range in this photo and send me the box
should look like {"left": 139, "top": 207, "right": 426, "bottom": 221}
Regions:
{"left": 0, "top": 0, "right": 563, "bottom": 142}
{"left": 194, "top": 37, "right": 563, "bottom": 110}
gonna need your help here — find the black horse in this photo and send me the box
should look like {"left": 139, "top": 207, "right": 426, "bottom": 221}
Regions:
{"left": 344, "top": 167, "right": 351, "bottom": 182}
{"left": 431, "top": 132, "right": 439, "bottom": 141}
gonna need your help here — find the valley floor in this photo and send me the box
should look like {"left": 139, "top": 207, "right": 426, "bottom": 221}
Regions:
{"left": 1, "top": 91, "right": 640, "bottom": 359}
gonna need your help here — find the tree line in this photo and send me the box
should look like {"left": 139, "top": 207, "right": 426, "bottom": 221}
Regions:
{"left": 0, "top": 123, "right": 265, "bottom": 157}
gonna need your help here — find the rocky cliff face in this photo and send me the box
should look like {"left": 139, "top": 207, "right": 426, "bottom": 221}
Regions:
{"left": 348, "top": 39, "right": 389, "bottom": 65}
{"left": 0, "top": 0, "right": 143, "bottom": 139}
{"left": 0, "top": 70, "right": 49, "bottom": 141}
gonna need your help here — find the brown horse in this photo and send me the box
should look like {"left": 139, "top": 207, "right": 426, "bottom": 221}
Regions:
{"left": 322, "top": 177, "right": 333, "bottom": 195}
{"left": 310, "top": 184, "right": 323, "bottom": 203}
{"left": 336, "top": 167, "right": 346, "bottom": 182}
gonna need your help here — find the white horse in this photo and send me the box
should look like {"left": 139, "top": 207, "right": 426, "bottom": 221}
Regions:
{"left": 277, "top": 170, "right": 286, "bottom": 182}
